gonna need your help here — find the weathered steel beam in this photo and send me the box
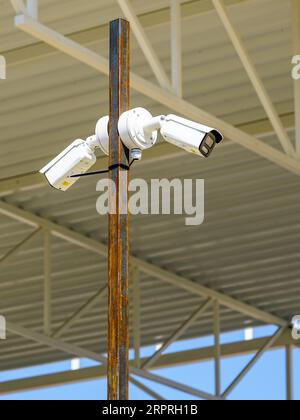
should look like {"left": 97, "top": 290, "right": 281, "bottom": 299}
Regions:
{"left": 108, "top": 18, "right": 130, "bottom": 401}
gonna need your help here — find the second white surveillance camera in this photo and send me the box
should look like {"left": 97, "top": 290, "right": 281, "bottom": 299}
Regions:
{"left": 118, "top": 108, "right": 223, "bottom": 158}
{"left": 159, "top": 114, "right": 223, "bottom": 158}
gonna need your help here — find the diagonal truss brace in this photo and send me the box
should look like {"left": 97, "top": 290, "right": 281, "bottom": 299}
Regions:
{"left": 5, "top": 321, "right": 220, "bottom": 400}
{"left": 0, "top": 227, "right": 41, "bottom": 265}
{"left": 52, "top": 286, "right": 107, "bottom": 339}
{"left": 116, "top": 0, "right": 172, "bottom": 91}
{"left": 170, "top": 0, "right": 183, "bottom": 97}
{"left": 10, "top": 0, "right": 26, "bottom": 14}
{"left": 0, "top": 199, "right": 288, "bottom": 328}
{"left": 212, "top": 0, "right": 295, "bottom": 158}
{"left": 0, "top": 330, "right": 297, "bottom": 397}
{"left": 10, "top": 0, "right": 37, "bottom": 17}
{"left": 142, "top": 299, "right": 212, "bottom": 370}
{"left": 222, "top": 326, "right": 286, "bottom": 398}
{"left": 0, "top": 203, "right": 289, "bottom": 397}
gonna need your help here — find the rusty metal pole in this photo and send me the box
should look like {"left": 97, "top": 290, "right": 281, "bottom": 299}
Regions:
{"left": 108, "top": 19, "right": 130, "bottom": 401}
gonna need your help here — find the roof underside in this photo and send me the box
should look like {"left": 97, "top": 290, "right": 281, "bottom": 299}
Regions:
{"left": 0, "top": 0, "right": 299, "bottom": 371}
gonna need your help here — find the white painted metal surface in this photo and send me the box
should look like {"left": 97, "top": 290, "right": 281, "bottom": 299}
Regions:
{"left": 212, "top": 0, "right": 296, "bottom": 157}
{"left": 171, "top": 0, "right": 183, "bottom": 97}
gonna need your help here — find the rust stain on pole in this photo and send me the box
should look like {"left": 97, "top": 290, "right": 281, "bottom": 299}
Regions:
{"left": 108, "top": 18, "right": 130, "bottom": 401}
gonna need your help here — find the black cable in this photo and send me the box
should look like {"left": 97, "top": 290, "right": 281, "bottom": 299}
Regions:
{"left": 70, "top": 160, "right": 138, "bottom": 179}
{"left": 70, "top": 169, "right": 109, "bottom": 178}
{"left": 129, "top": 159, "right": 137, "bottom": 168}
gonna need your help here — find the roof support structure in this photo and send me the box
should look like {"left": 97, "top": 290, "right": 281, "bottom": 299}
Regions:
{"left": 43, "top": 229, "right": 51, "bottom": 336}
{"left": 129, "top": 378, "right": 164, "bottom": 400}
{"left": 214, "top": 300, "right": 221, "bottom": 397}
{"left": 132, "top": 267, "right": 141, "bottom": 369}
{"left": 212, "top": 0, "right": 296, "bottom": 158}
{"left": 0, "top": 227, "right": 41, "bottom": 265}
{"left": 10, "top": 0, "right": 26, "bottom": 14}
{"left": 170, "top": 0, "right": 183, "bottom": 97}
{"left": 221, "top": 326, "right": 286, "bottom": 398}
{"left": 137, "top": 259, "right": 287, "bottom": 328}
{"left": 285, "top": 345, "right": 294, "bottom": 401}
{"left": 52, "top": 286, "right": 107, "bottom": 339}
{"left": 0, "top": 200, "right": 288, "bottom": 328}
{"left": 142, "top": 299, "right": 212, "bottom": 370}
{"left": 5, "top": 321, "right": 219, "bottom": 400}
{"left": 12, "top": 13, "right": 300, "bottom": 177}
{"left": 116, "top": 0, "right": 172, "bottom": 91}
{"left": 292, "top": 0, "right": 300, "bottom": 159}
{"left": 27, "top": 0, "right": 38, "bottom": 19}
{"left": 10, "top": 0, "right": 38, "bottom": 18}
{"left": 0, "top": 329, "right": 296, "bottom": 398}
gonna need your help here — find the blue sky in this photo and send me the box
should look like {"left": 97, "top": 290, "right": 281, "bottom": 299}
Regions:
{"left": 0, "top": 326, "right": 299, "bottom": 400}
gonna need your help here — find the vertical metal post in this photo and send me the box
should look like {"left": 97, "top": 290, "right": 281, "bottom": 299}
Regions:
{"left": 171, "top": 0, "right": 183, "bottom": 97}
{"left": 293, "top": 0, "right": 300, "bottom": 158}
{"left": 27, "top": 0, "right": 38, "bottom": 19}
{"left": 108, "top": 18, "right": 130, "bottom": 401}
{"left": 132, "top": 267, "right": 141, "bottom": 368}
{"left": 285, "top": 345, "right": 293, "bottom": 401}
{"left": 43, "top": 229, "right": 51, "bottom": 336}
{"left": 213, "top": 300, "right": 221, "bottom": 397}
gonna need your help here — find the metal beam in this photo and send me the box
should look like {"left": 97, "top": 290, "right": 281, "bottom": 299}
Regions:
{"left": 133, "top": 368, "right": 220, "bottom": 400}
{"left": 13, "top": 14, "right": 300, "bottom": 177}
{"left": 136, "top": 259, "right": 288, "bottom": 328}
{"left": 0, "top": 201, "right": 108, "bottom": 256}
{"left": 0, "top": 329, "right": 296, "bottom": 397}
{"left": 10, "top": 0, "right": 26, "bottom": 14}
{"left": 4, "top": 1, "right": 248, "bottom": 69}
{"left": 0, "top": 228, "right": 41, "bottom": 265}
{"left": 0, "top": 172, "right": 45, "bottom": 198}
{"left": 52, "top": 286, "right": 107, "bottom": 339}
{"left": 51, "top": 275, "right": 161, "bottom": 402}
{"left": 292, "top": 0, "right": 300, "bottom": 159}
{"left": 212, "top": 0, "right": 296, "bottom": 158}
{"left": 27, "top": 0, "right": 38, "bottom": 19}
{"left": 222, "top": 327, "right": 286, "bottom": 398}
{"left": 116, "top": 0, "right": 172, "bottom": 90}
{"left": 132, "top": 267, "right": 141, "bottom": 368}
{"left": 285, "top": 345, "right": 294, "bottom": 401}
{"left": 5, "top": 321, "right": 219, "bottom": 400}
{"left": 170, "top": 0, "right": 183, "bottom": 97}
{"left": 0, "top": 200, "right": 288, "bottom": 328}
{"left": 213, "top": 300, "right": 221, "bottom": 397}
{"left": 142, "top": 299, "right": 212, "bottom": 369}
{"left": 43, "top": 229, "right": 51, "bottom": 336}
{"left": 129, "top": 377, "right": 165, "bottom": 400}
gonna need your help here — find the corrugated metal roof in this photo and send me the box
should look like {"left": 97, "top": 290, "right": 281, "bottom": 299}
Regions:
{"left": 0, "top": 0, "right": 299, "bottom": 371}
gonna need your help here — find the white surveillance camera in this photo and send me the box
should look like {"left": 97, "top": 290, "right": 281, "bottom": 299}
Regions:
{"left": 40, "top": 118, "right": 110, "bottom": 191}
{"left": 159, "top": 114, "right": 223, "bottom": 158}
{"left": 40, "top": 139, "right": 97, "bottom": 191}
{"left": 117, "top": 108, "right": 223, "bottom": 158}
